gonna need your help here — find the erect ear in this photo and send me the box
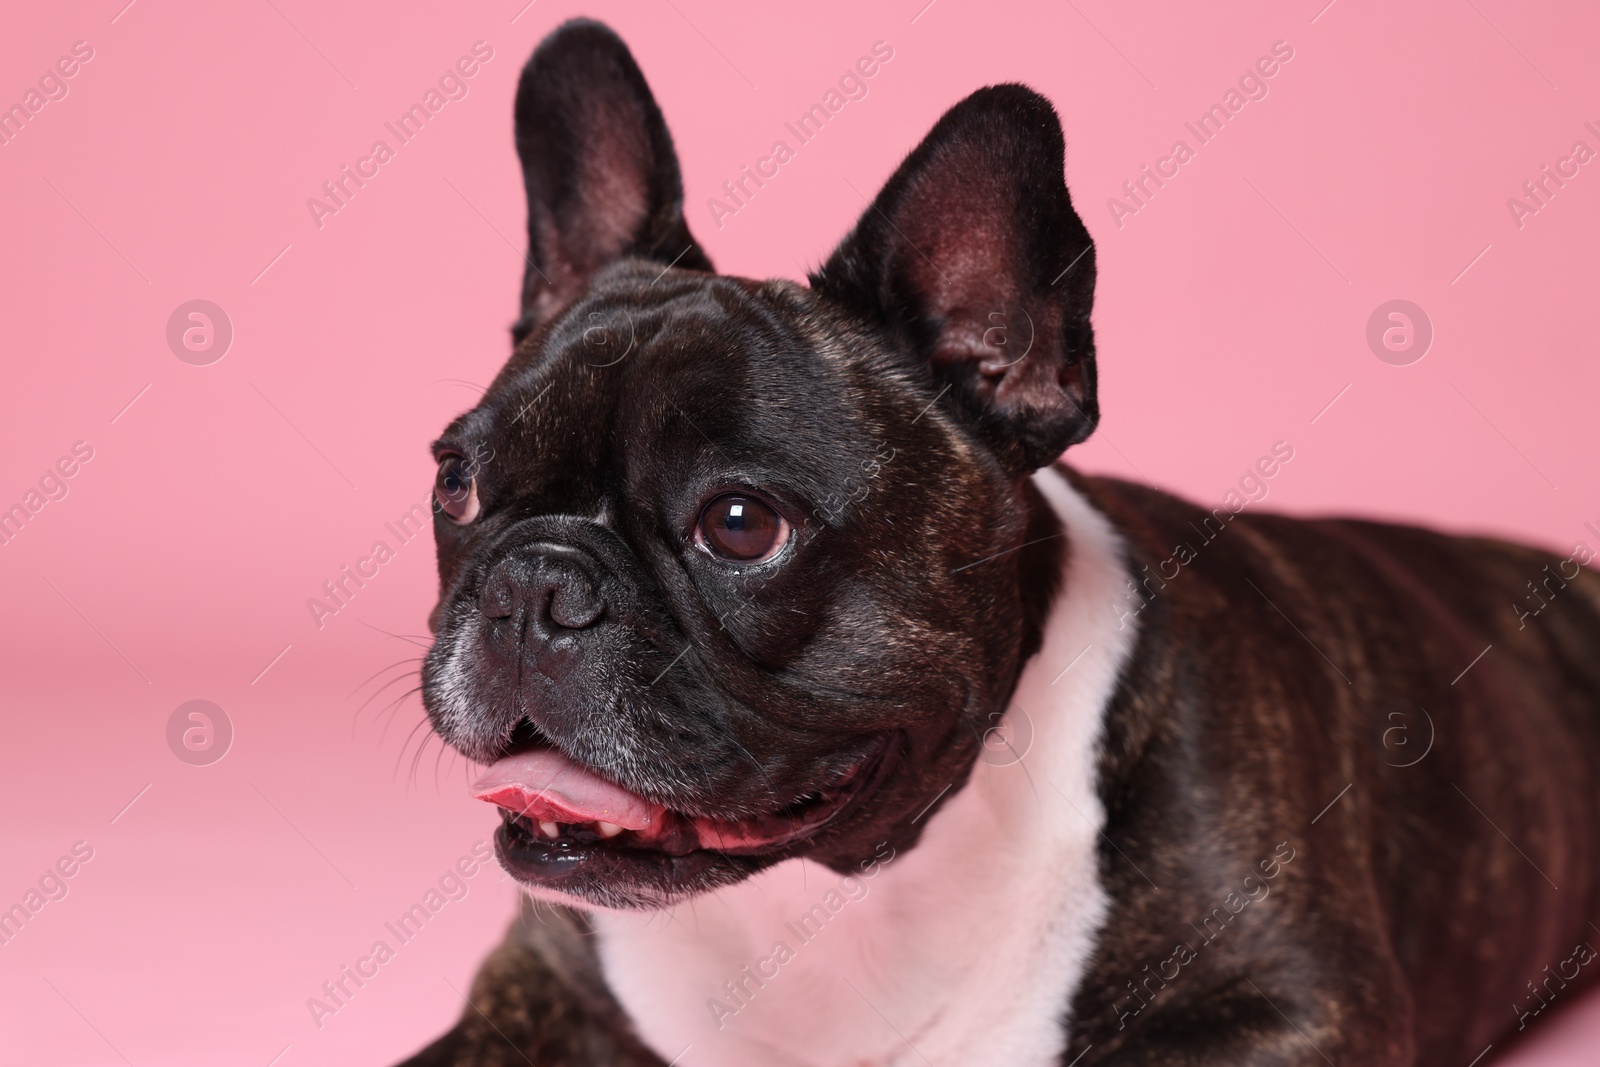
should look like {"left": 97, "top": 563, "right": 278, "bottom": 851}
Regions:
{"left": 811, "top": 85, "right": 1098, "bottom": 474}
{"left": 511, "top": 19, "right": 711, "bottom": 344}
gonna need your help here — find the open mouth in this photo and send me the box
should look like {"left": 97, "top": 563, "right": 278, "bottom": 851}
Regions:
{"left": 471, "top": 725, "right": 892, "bottom": 898}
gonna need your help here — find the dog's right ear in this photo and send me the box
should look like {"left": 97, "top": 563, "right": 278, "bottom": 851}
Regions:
{"left": 812, "top": 85, "right": 1097, "bottom": 475}
{"left": 511, "top": 19, "right": 710, "bottom": 345}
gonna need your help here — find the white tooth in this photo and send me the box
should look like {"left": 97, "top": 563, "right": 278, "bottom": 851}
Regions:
{"left": 597, "top": 821, "right": 624, "bottom": 839}
{"left": 539, "top": 820, "right": 560, "bottom": 838}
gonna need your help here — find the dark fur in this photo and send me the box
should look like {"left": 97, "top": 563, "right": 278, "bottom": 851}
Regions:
{"left": 402, "top": 19, "right": 1600, "bottom": 1066}
{"left": 419, "top": 19, "right": 1079, "bottom": 910}
{"left": 1065, "top": 475, "right": 1600, "bottom": 1064}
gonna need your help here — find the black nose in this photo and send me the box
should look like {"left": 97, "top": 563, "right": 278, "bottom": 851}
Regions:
{"left": 478, "top": 547, "right": 605, "bottom": 632}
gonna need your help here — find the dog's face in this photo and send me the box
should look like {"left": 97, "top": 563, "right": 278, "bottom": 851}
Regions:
{"left": 421, "top": 19, "right": 1099, "bottom": 908}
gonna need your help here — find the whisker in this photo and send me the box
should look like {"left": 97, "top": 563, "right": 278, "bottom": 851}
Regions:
{"left": 377, "top": 686, "right": 424, "bottom": 749}
{"left": 395, "top": 716, "right": 434, "bottom": 784}
{"left": 433, "top": 734, "right": 450, "bottom": 791}
{"left": 409, "top": 724, "right": 438, "bottom": 793}
{"left": 347, "top": 655, "right": 424, "bottom": 700}
{"left": 725, "top": 734, "right": 784, "bottom": 812}
{"left": 355, "top": 667, "right": 424, "bottom": 723}
{"left": 358, "top": 618, "right": 433, "bottom": 648}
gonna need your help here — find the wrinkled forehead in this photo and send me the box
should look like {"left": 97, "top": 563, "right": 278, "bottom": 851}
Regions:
{"left": 453, "top": 265, "right": 898, "bottom": 513}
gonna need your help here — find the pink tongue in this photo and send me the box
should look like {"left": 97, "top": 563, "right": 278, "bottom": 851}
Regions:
{"left": 472, "top": 749, "right": 660, "bottom": 831}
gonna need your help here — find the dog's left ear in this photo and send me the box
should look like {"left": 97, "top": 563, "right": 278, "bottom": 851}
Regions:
{"left": 511, "top": 19, "right": 710, "bottom": 344}
{"left": 813, "top": 85, "right": 1097, "bottom": 474}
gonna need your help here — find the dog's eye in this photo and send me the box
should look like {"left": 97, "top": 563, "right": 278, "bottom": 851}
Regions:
{"left": 434, "top": 454, "right": 481, "bottom": 524}
{"left": 697, "top": 494, "right": 789, "bottom": 562}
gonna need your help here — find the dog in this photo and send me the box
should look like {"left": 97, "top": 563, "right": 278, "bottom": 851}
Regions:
{"left": 400, "top": 18, "right": 1600, "bottom": 1066}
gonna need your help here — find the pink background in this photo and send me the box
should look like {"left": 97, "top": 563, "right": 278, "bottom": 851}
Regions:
{"left": 2, "top": 0, "right": 1597, "bottom": 1063}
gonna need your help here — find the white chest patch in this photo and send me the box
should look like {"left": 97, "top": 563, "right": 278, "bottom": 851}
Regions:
{"left": 593, "top": 468, "right": 1136, "bottom": 1067}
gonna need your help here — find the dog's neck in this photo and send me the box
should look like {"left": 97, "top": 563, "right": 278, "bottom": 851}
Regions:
{"left": 590, "top": 466, "right": 1137, "bottom": 1067}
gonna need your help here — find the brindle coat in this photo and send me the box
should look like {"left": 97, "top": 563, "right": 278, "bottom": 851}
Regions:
{"left": 399, "top": 18, "right": 1600, "bottom": 1067}
{"left": 405, "top": 472, "right": 1600, "bottom": 1065}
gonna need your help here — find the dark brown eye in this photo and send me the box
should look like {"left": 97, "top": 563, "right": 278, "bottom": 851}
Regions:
{"left": 434, "top": 454, "right": 480, "bottom": 524}
{"left": 697, "top": 494, "right": 789, "bottom": 562}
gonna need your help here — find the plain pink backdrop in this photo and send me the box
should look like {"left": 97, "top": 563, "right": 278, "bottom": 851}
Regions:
{"left": 2, "top": 1, "right": 1597, "bottom": 1064}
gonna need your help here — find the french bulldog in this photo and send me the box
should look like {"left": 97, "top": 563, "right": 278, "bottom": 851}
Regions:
{"left": 401, "top": 18, "right": 1600, "bottom": 1067}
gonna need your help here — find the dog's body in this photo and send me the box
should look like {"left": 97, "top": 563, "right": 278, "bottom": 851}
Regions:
{"left": 402, "top": 20, "right": 1600, "bottom": 1066}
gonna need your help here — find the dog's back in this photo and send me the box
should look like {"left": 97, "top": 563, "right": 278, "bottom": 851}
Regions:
{"left": 1071, "top": 471, "right": 1600, "bottom": 1062}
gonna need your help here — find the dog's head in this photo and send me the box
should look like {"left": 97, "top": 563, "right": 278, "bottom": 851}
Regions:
{"left": 421, "top": 19, "right": 1098, "bottom": 908}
